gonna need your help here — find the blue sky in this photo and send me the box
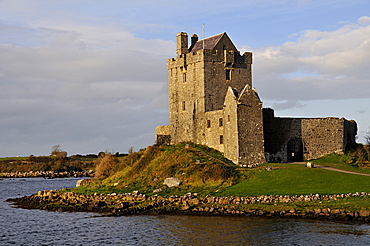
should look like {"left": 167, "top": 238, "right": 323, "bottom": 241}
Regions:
{"left": 0, "top": 0, "right": 369, "bottom": 156}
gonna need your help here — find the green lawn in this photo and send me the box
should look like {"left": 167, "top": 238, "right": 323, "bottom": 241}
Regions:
{"left": 310, "top": 154, "right": 370, "bottom": 174}
{"left": 0, "top": 156, "right": 28, "bottom": 161}
{"left": 219, "top": 163, "right": 370, "bottom": 197}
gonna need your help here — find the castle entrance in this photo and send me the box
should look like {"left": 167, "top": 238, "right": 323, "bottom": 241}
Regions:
{"left": 287, "top": 139, "right": 303, "bottom": 162}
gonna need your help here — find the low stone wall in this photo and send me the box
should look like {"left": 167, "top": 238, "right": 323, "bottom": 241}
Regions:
{"left": 7, "top": 190, "right": 370, "bottom": 221}
{"left": 0, "top": 170, "right": 93, "bottom": 179}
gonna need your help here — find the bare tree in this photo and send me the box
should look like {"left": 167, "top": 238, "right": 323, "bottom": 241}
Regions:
{"left": 128, "top": 146, "right": 134, "bottom": 155}
{"left": 51, "top": 145, "right": 62, "bottom": 156}
{"left": 365, "top": 127, "right": 370, "bottom": 145}
{"left": 51, "top": 145, "right": 67, "bottom": 158}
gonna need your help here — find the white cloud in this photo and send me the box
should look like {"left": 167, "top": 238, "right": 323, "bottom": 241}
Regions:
{"left": 254, "top": 16, "right": 370, "bottom": 103}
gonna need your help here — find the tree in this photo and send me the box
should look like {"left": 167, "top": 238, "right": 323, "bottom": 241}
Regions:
{"left": 51, "top": 145, "right": 67, "bottom": 159}
{"left": 365, "top": 127, "right": 370, "bottom": 145}
{"left": 51, "top": 145, "right": 62, "bottom": 156}
{"left": 128, "top": 146, "right": 134, "bottom": 155}
{"left": 364, "top": 127, "right": 370, "bottom": 163}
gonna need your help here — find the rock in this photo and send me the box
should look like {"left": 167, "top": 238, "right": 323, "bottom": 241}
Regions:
{"left": 153, "top": 188, "right": 162, "bottom": 193}
{"left": 359, "top": 210, "right": 370, "bottom": 217}
{"left": 76, "top": 179, "right": 89, "bottom": 187}
{"left": 163, "top": 177, "right": 182, "bottom": 187}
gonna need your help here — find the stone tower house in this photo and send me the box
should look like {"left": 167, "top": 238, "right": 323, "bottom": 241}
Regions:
{"left": 156, "top": 32, "right": 265, "bottom": 166}
{"left": 156, "top": 32, "right": 357, "bottom": 166}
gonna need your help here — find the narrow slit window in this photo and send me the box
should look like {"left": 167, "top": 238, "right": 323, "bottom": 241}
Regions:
{"left": 183, "top": 73, "right": 186, "bottom": 83}
{"left": 226, "top": 69, "right": 230, "bottom": 80}
{"left": 220, "top": 135, "right": 224, "bottom": 144}
{"left": 182, "top": 101, "right": 186, "bottom": 111}
{"left": 219, "top": 118, "right": 223, "bottom": 127}
{"left": 228, "top": 115, "right": 230, "bottom": 122}
{"left": 207, "top": 120, "right": 211, "bottom": 128}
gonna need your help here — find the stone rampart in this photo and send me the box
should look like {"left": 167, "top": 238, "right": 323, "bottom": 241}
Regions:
{"left": 8, "top": 191, "right": 370, "bottom": 221}
{"left": 264, "top": 108, "right": 357, "bottom": 162}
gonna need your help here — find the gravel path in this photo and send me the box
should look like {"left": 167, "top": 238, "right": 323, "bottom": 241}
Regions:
{"left": 292, "top": 162, "right": 370, "bottom": 177}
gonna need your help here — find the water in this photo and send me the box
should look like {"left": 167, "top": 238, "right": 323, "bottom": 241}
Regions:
{"left": 1, "top": 178, "right": 370, "bottom": 245}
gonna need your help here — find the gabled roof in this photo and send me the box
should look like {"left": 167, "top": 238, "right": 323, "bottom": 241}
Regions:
{"left": 238, "top": 84, "right": 262, "bottom": 104}
{"left": 190, "top": 33, "right": 225, "bottom": 53}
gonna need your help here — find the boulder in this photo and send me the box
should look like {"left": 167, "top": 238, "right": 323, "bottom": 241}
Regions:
{"left": 76, "top": 179, "right": 89, "bottom": 187}
{"left": 359, "top": 210, "right": 370, "bottom": 217}
{"left": 163, "top": 177, "right": 182, "bottom": 187}
{"left": 306, "top": 162, "right": 315, "bottom": 168}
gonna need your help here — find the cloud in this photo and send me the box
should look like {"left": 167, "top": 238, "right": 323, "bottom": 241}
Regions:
{"left": 270, "top": 100, "right": 305, "bottom": 111}
{"left": 0, "top": 20, "right": 172, "bottom": 156}
{"left": 253, "top": 16, "right": 370, "bottom": 103}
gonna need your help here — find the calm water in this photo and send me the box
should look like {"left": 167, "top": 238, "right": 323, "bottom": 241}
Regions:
{"left": 1, "top": 178, "right": 370, "bottom": 245}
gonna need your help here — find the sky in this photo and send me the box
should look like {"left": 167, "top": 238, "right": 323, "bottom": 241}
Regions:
{"left": 0, "top": 0, "right": 369, "bottom": 156}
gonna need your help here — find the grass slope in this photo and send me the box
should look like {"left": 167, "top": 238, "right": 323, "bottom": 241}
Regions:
{"left": 69, "top": 144, "right": 370, "bottom": 198}
{"left": 73, "top": 143, "right": 240, "bottom": 196}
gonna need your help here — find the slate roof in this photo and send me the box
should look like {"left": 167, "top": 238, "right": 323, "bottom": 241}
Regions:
{"left": 190, "top": 33, "right": 225, "bottom": 53}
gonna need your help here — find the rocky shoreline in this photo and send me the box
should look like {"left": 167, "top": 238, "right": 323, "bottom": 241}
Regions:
{"left": 7, "top": 190, "right": 370, "bottom": 221}
{"left": 0, "top": 170, "right": 93, "bottom": 179}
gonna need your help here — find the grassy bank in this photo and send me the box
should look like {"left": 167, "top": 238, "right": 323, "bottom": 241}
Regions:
{"left": 66, "top": 144, "right": 370, "bottom": 199}
{"left": 6, "top": 143, "right": 369, "bottom": 219}
{"left": 0, "top": 155, "right": 97, "bottom": 174}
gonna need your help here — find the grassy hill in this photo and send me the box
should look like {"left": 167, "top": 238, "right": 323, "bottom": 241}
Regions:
{"left": 71, "top": 143, "right": 370, "bottom": 197}
{"left": 73, "top": 143, "right": 241, "bottom": 196}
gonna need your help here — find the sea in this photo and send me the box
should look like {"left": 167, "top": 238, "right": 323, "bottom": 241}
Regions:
{"left": 1, "top": 178, "right": 370, "bottom": 245}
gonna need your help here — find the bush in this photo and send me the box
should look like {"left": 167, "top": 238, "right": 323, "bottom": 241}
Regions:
{"left": 95, "top": 154, "right": 118, "bottom": 179}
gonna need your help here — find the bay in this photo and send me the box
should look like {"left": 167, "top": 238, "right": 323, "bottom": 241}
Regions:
{"left": 1, "top": 178, "right": 370, "bottom": 245}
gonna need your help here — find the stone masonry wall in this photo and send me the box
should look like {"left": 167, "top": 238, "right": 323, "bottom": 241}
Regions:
{"left": 236, "top": 86, "right": 265, "bottom": 166}
{"left": 263, "top": 110, "right": 352, "bottom": 162}
{"left": 203, "top": 110, "right": 224, "bottom": 153}
{"left": 223, "top": 88, "right": 239, "bottom": 164}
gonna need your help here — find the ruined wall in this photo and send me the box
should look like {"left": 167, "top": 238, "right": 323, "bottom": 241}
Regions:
{"left": 263, "top": 108, "right": 357, "bottom": 162}
{"left": 155, "top": 125, "right": 171, "bottom": 145}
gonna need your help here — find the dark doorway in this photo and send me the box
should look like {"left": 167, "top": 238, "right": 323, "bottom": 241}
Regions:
{"left": 287, "top": 139, "right": 303, "bottom": 162}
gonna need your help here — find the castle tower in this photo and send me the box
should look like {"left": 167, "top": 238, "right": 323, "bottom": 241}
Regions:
{"left": 156, "top": 32, "right": 266, "bottom": 166}
{"left": 156, "top": 32, "right": 357, "bottom": 166}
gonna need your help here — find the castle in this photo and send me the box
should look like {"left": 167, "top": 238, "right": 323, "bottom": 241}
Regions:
{"left": 156, "top": 32, "right": 357, "bottom": 166}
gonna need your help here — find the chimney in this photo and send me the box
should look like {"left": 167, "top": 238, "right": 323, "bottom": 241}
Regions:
{"left": 176, "top": 32, "right": 188, "bottom": 56}
{"left": 189, "top": 34, "right": 198, "bottom": 51}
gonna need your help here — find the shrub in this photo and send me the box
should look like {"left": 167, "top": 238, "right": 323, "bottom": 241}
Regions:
{"left": 95, "top": 154, "right": 118, "bottom": 179}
